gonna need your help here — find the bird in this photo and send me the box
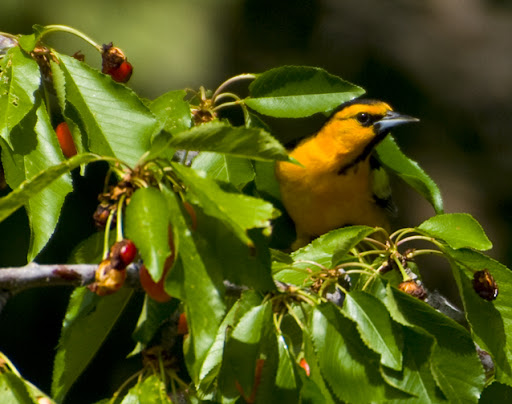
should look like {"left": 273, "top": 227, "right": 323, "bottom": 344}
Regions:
{"left": 275, "top": 99, "right": 419, "bottom": 250}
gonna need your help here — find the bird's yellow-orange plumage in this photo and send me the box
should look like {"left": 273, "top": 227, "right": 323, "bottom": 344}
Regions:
{"left": 276, "top": 99, "right": 418, "bottom": 250}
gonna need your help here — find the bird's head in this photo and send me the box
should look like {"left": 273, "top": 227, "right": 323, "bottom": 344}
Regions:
{"left": 320, "top": 99, "right": 419, "bottom": 160}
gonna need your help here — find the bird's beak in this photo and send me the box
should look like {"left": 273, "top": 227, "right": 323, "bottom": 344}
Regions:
{"left": 374, "top": 111, "right": 419, "bottom": 134}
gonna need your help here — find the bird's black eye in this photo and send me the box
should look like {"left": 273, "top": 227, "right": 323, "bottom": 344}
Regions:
{"left": 356, "top": 112, "right": 370, "bottom": 125}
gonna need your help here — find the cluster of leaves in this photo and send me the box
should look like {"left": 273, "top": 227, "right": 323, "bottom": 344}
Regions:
{"left": 1, "top": 25, "right": 512, "bottom": 403}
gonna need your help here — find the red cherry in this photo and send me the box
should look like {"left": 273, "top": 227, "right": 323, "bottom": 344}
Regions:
{"left": 109, "top": 61, "right": 133, "bottom": 83}
{"left": 183, "top": 201, "right": 197, "bottom": 230}
{"left": 109, "top": 239, "right": 137, "bottom": 270}
{"left": 139, "top": 226, "right": 174, "bottom": 302}
{"left": 55, "top": 122, "right": 77, "bottom": 158}
{"left": 177, "top": 312, "right": 188, "bottom": 335}
{"left": 299, "top": 358, "right": 310, "bottom": 377}
{"left": 139, "top": 262, "right": 172, "bottom": 303}
{"left": 119, "top": 239, "right": 137, "bottom": 266}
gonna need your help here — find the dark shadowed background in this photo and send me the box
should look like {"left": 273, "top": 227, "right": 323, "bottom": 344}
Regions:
{"left": 1, "top": 0, "right": 512, "bottom": 402}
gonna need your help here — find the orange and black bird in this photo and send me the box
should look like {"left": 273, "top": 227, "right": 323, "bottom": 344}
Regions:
{"left": 275, "top": 99, "right": 419, "bottom": 250}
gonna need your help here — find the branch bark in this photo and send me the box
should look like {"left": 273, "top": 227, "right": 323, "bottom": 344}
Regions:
{"left": 0, "top": 263, "right": 140, "bottom": 294}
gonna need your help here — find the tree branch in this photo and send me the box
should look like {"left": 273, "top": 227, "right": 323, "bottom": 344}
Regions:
{"left": 0, "top": 263, "right": 141, "bottom": 293}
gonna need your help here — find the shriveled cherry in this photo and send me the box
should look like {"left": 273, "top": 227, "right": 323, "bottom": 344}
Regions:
{"left": 101, "top": 43, "right": 133, "bottom": 83}
{"left": 88, "top": 259, "right": 127, "bottom": 296}
{"left": 55, "top": 122, "right": 77, "bottom": 158}
{"left": 398, "top": 279, "right": 427, "bottom": 300}
{"left": 472, "top": 269, "right": 498, "bottom": 301}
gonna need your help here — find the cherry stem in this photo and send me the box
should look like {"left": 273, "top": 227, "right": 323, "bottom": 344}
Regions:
{"left": 109, "top": 369, "right": 144, "bottom": 404}
{"left": 294, "top": 260, "right": 328, "bottom": 271}
{"left": 362, "top": 236, "right": 388, "bottom": 250}
{"left": 211, "top": 73, "right": 256, "bottom": 103}
{"left": 116, "top": 194, "right": 127, "bottom": 242}
{"left": 39, "top": 25, "right": 103, "bottom": 52}
{"left": 284, "top": 301, "right": 306, "bottom": 331}
{"left": 408, "top": 249, "right": 444, "bottom": 258}
{"left": 103, "top": 209, "right": 116, "bottom": 259}
{"left": 393, "top": 254, "right": 412, "bottom": 281}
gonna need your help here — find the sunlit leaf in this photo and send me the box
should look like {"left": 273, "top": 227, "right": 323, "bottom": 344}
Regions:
{"left": 311, "top": 304, "right": 406, "bottom": 403}
{"left": 173, "top": 163, "right": 278, "bottom": 246}
{"left": 0, "top": 372, "right": 38, "bottom": 404}
{"left": 57, "top": 54, "right": 157, "bottom": 167}
{"left": 376, "top": 136, "right": 443, "bottom": 214}
{"left": 385, "top": 286, "right": 485, "bottom": 403}
{"left": 168, "top": 121, "right": 289, "bottom": 161}
{"left": 1, "top": 101, "right": 73, "bottom": 261}
{"left": 292, "top": 225, "right": 375, "bottom": 269}
{"left": 446, "top": 248, "right": 512, "bottom": 385}
{"left": 0, "top": 153, "right": 99, "bottom": 223}
{"left": 52, "top": 287, "right": 133, "bottom": 402}
{"left": 149, "top": 89, "right": 191, "bottom": 134}
{"left": 418, "top": 213, "right": 492, "bottom": 251}
{"left": 381, "top": 328, "right": 447, "bottom": 403}
{"left": 124, "top": 187, "right": 172, "bottom": 282}
{"left": 120, "top": 375, "right": 172, "bottom": 404}
{"left": 218, "top": 301, "right": 272, "bottom": 400}
{"left": 343, "top": 291, "right": 403, "bottom": 371}
{"left": 192, "top": 152, "right": 255, "bottom": 191}
{"left": 162, "top": 186, "right": 226, "bottom": 384}
{"left": 0, "top": 46, "right": 40, "bottom": 148}
{"left": 246, "top": 66, "right": 364, "bottom": 118}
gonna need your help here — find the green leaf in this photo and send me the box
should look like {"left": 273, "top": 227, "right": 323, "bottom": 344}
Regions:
{"left": 149, "top": 89, "right": 191, "bottom": 134}
{"left": 0, "top": 153, "right": 99, "bottom": 223}
{"left": 0, "top": 372, "right": 38, "bottom": 404}
{"left": 57, "top": 53, "right": 157, "bottom": 167}
{"left": 192, "top": 203, "right": 275, "bottom": 292}
{"left": 161, "top": 186, "right": 226, "bottom": 384}
{"left": 132, "top": 296, "right": 179, "bottom": 346}
{"left": 302, "top": 333, "right": 336, "bottom": 404}
{"left": 219, "top": 301, "right": 273, "bottom": 400}
{"left": 125, "top": 187, "right": 172, "bottom": 282}
{"left": 191, "top": 152, "right": 255, "bottom": 190}
{"left": 381, "top": 327, "right": 448, "bottom": 403}
{"left": 2, "top": 101, "right": 73, "bottom": 261}
{"left": 173, "top": 163, "right": 278, "bottom": 246}
{"left": 0, "top": 46, "right": 40, "bottom": 148}
{"left": 197, "top": 292, "right": 263, "bottom": 396}
{"left": 292, "top": 225, "right": 376, "bottom": 268}
{"left": 17, "top": 25, "right": 45, "bottom": 52}
{"left": 445, "top": 248, "right": 512, "bottom": 385}
{"left": 245, "top": 66, "right": 365, "bottom": 118}
{"left": 310, "top": 304, "right": 406, "bottom": 403}
{"left": 50, "top": 60, "right": 87, "bottom": 156}
{"left": 168, "top": 121, "right": 289, "bottom": 161}
{"left": 418, "top": 213, "right": 492, "bottom": 251}
{"left": 68, "top": 231, "right": 114, "bottom": 264}
{"left": 52, "top": 287, "right": 133, "bottom": 402}
{"left": 386, "top": 286, "right": 485, "bottom": 403}
{"left": 253, "top": 160, "right": 281, "bottom": 201}
{"left": 120, "top": 375, "right": 172, "bottom": 404}
{"left": 376, "top": 136, "right": 443, "bottom": 214}
{"left": 275, "top": 334, "right": 299, "bottom": 397}
{"left": 343, "top": 291, "right": 403, "bottom": 371}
